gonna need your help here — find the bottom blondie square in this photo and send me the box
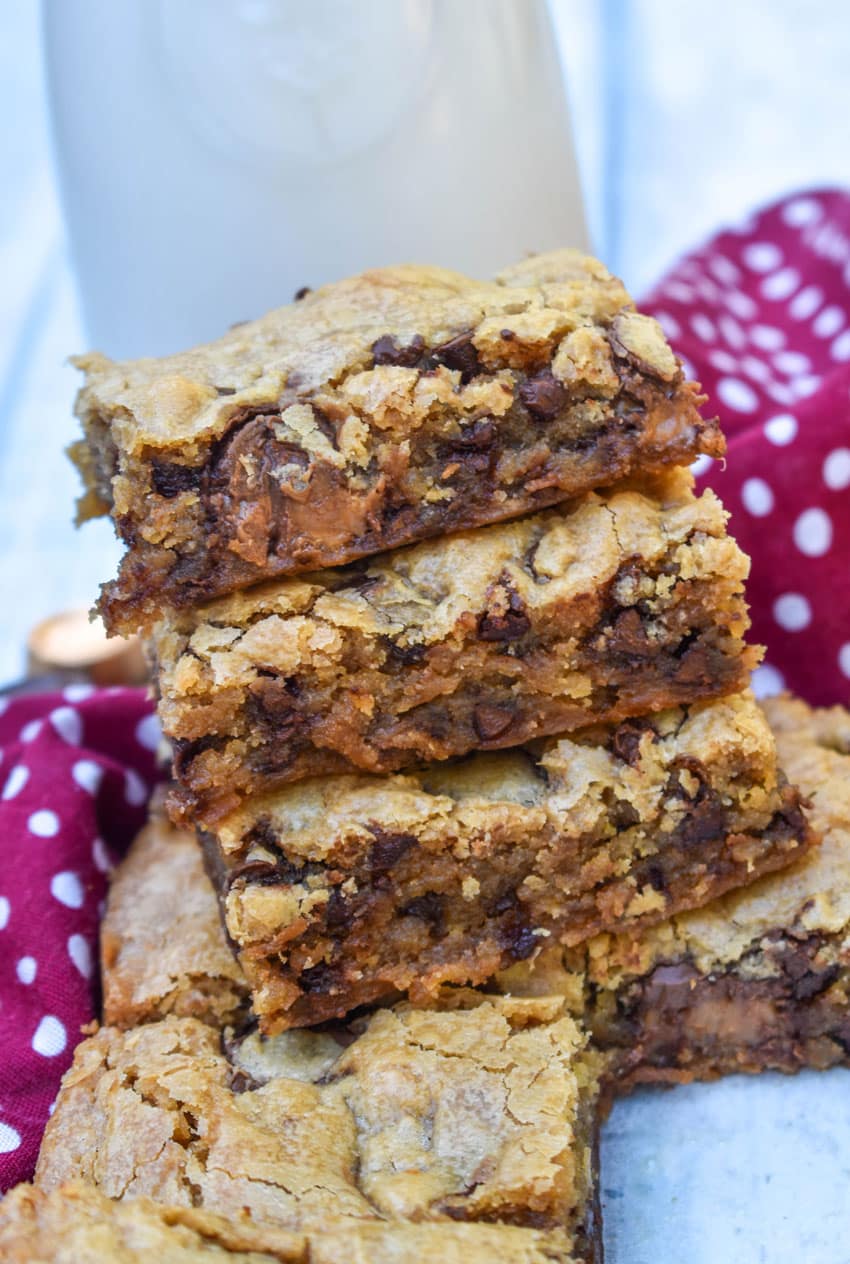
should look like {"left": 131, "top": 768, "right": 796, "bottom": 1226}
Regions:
{"left": 505, "top": 696, "right": 850, "bottom": 1082}
{"left": 33, "top": 996, "right": 603, "bottom": 1263}
{"left": 202, "top": 690, "right": 812, "bottom": 1031}
{"left": 0, "top": 1184, "right": 584, "bottom": 1264}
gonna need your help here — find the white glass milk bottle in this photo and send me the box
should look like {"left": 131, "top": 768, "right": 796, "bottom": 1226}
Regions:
{"left": 43, "top": 0, "right": 587, "bottom": 358}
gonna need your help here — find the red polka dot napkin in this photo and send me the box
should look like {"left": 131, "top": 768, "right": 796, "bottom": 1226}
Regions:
{"left": 1, "top": 187, "right": 849, "bottom": 1194}
{"left": 0, "top": 688, "right": 162, "bottom": 1191}
{"left": 642, "top": 187, "right": 850, "bottom": 705}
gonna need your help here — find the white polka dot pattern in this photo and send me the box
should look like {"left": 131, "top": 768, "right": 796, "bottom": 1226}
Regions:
{"left": 641, "top": 188, "right": 850, "bottom": 707}
{"left": 0, "top": 688, "right": 160, "bottom": 1190}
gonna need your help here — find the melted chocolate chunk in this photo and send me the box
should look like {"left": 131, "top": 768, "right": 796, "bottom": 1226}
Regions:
{"left": 384, "top": 639, "right": 428, "bottom": 666}
{"left": 300, "top": 962, "right": 338, "bottom": 994}
{"left": 368, "top": 829, "right": 417, "bottom": 874}
{"left": 519, "top": 370, "right": 567, "bottom": 420}
{"left": 151, "top": 460, "right": 202, "bottom": 498}
{"left": 447, "top": 418, "right": 497, "bottom": 452}
{"left": 399, "top": 891, "right": 446, "bottom": 937}
{"left": 431, "top": 332, "right": 482, "bottom": 382}
{"left": 611, "top": 719, "right": 654, "bottom": 766}
{"left": 607, "top": 607, "right": 652, "bottom": 658}
{"left": 293, "top": 285, "right": 312, "bottom": 301}
{"left": 473, "top": 703, "right": 517, "bottom": 741}
{"left": 371, "top": 333, "right": 425, "bottom": 367}
{"left": 478, "top": 600, "right": 531, "bottom": 643}
{"left": 228, "top": 1068, "right": 260, "bottom": 1094}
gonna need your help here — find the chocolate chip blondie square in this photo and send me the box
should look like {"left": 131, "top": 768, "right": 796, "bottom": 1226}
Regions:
{"left": 198, "top": 691, "right": 811, "bottom": 1031}
{"left": 71, "top": 250, "right": 721, "bottom": 635}
{"left": 508, "top": 696, "right": 849, "bottom": 1082}
{"left": 155, "top": 469, "right": 755, "bottom": 825}
{"left": 32, "top": 994, "right": 603, "bottom": 1263}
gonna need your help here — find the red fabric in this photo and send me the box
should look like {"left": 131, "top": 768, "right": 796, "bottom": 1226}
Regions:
{"left": 1, "top": 188, "right": 850, "bottom": 1192}
{"left": 0, "top": 688, "right": 162, "bottom": 1189}
{"left": 643, "top": 188, "right": 850, "bottom": 705}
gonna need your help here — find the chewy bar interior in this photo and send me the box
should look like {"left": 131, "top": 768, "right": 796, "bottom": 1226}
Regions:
{"left": 156, "top": 469, "right": 755, "bottom": 825}
{"left": 199, "top": 691, "right": 812, "bottom": 1032}
{"left": 32, "top": 995, "right": 603, "bottom": 1264}
{"left": 576, "top": 695, "right": 850, "bottom": 1082}
{"left": 71, "top": 249, "right": 722, "bottom": 634}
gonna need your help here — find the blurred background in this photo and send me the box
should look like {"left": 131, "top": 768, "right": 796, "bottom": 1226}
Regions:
{"left": 3, "top": 0, "right": 849, "bottom": 684}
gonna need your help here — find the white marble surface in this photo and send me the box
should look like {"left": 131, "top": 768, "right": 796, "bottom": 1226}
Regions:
{"left": 2, "top": 5, "right": 850, "bottom": 1256}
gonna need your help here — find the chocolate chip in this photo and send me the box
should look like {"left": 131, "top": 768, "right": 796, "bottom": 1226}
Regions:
{"left": 518, "top": 370, "right": 567, "bottom": 420}
{"left": 445, "top": 419, "right": 497, "bottom": 457}
{"left": 607, "top": 608, "right": 651, "bottom": 658}
{"left": 611, "top": 799, "right": 641, "bottom": 831}
{"left": 215, "top": 385, "right": 237, "bottom": 396}
{"left": 432, "top": 332, "right": 481, "bottom": 383}
{"left": 385, "top": 639, "right": 428, "bottom": 665}
{"left": 229, "top": 1069, "right": 259, "bottom": 1094}
{"left": 677, "top": 792, "right": 726, "bottom": 846}
{"left": 500, "top": 328, "right": 516, "bottom": 341}
{"left": 226, "top": 860, "right": 283, "bottom": 889}
{"left": 399, "top": 891, "right": 446, "bottom": 937}
{"left": 477, "top": 588, "right": 531, "bottom": 642}
{"left": 368, "top": 829, "right": 417, "bottom": 874}
{"left": 293, "top": 286, "right": 312, "bottom": 301}
{"left": 371, "top": 334, "right": 425, "bottom": 367}
{"left": 504, "top": 923, "right": 538, "bottom": 962}
{"left": 473, "top": 704, "right": 516, "bottom": 742}
{"left": 151, "top": 460, "right": 202, "bottom": 498}
{"left": 325, "top": 890, "right": 352, "bottom": 930}
{"left": 611, "top": 720, "right": 653, "bottom": 766}
{"left": 300, "top": 962, "right": 338, "bottom": 994}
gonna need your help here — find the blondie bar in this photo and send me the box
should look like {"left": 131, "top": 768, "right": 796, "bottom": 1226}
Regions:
{"left": 200, "top": 691, "right": 811, "bottom": 1031}
{"left": 508, "top": 696, "right": 849, "bottom": 1081}
{"left": 33, "top": 995, "right": 601, "bottom": 1262}
{"left": 71, "top": 250, "right": 721, "bottom": 635}
{"left": 0, "top": 1184, "right": 587, "bottom": 1264}
{"left": 156, "top": 470, "right": 754, "bottom": 825}
{"left": 100, "top": 796, "right": 248, "bottom": 1028}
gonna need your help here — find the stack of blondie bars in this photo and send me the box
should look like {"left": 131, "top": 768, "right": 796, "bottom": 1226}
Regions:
{"left": 4, "top": 251, "right": 847, "bottom": 1263}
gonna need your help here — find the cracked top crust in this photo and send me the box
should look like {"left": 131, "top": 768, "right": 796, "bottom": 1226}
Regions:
{"left": 34, "top": 996, "right": 600, "bottom": 1251}
{"left": 0, "top": 1184, "right": 580, "bottom": 1264}
{"left": 154, "top": 467, "right": 743, "bottom": 673}
{"left": 572, "top": 696, "right": 847, "bottom": 986}
{"left": 0, "top": 1182, "right": 305, "bottom": 1263}
{"left": 73, "top": 251, "right": 665, "bottom": 454}
{"left": 101, "top": 796, "right": 248, "bottom": 1028}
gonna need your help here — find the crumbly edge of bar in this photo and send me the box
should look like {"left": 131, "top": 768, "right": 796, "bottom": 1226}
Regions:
{"left": 100, "top": 805, "right": 249, "bottom": 1029}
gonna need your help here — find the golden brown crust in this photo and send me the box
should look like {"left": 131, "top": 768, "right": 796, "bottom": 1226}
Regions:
{"left": 71, "top": 250, "right": 722, "bottom": 634}
{"left": 154, "top": 470, "right": 755, "bottom": 824}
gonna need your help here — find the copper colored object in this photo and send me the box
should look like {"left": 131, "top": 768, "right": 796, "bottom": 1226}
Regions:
{"left": 27, "top": 609, "right": 147, "bottom": 687}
